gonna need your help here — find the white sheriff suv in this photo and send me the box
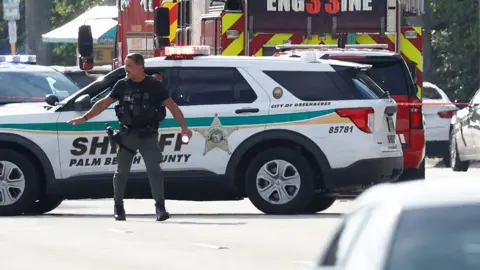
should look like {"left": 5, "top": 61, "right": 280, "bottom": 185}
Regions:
{"left": 0, "top": 46, "right": 403, "bottom": 216}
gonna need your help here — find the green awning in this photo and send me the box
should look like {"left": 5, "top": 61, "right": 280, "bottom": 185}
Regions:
{"left": 42, "top": 6, "right": 117, "bottom": 44}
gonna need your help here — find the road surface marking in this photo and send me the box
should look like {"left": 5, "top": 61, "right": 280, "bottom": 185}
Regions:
{"left": 106, "top": 228, "right": 133, "bottom": 234}
{"left": 192, "top": 243, "right": 228, "bottom": 250}
{"left": 294, "top": 261, "right": 315, "bottom": 267}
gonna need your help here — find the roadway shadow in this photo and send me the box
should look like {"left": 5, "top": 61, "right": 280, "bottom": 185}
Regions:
{"left": 8, "top": 212, "right": 343, "bottom": 224}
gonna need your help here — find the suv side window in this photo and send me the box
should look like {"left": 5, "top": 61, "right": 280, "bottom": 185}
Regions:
{"left": 172, "top": 67, "right": 257, "bottom": 106}
{"left": 319, "top": 206, "right": 373, "bottom": 266}
{"left": 264, "top": 69, "right": 386, "bottom": 101}
{"left": 264, "top": 70, "right": 350, "bottom": 101}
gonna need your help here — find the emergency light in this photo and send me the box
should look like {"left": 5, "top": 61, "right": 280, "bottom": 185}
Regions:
{"left": 164, "top": 45, "right": 210, "bottom": 58}
{"left": 0, "top": 55, "right": 37, "bottom": 64}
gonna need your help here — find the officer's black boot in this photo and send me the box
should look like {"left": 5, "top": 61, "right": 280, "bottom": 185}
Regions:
{"left": 155, "top": 200, "right": 170, "bottom": 221}
{"left": 114, "top": 201, "right": 126, "bottom": 221}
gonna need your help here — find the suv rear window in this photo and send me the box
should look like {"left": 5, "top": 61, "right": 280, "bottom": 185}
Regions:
{"left": 263, "top": 68, "right": 388, "bottom": 101}
{"left": 364, "top": 60, "right": 414, "bottom": 96}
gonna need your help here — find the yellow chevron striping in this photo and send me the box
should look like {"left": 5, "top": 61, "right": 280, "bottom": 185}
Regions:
{"left": 169, "top": 20, "right": 177, "bottom": 42}
{"left": 222, "top": 13, "right": 242, "bottom": 34}
{"left": 386, "top": 34, "right": 422, "bottom": 72}
{"left": 222, "top": 32, "right": 244, "bottom": 56}
{"left": 413, "top": 26, "right": 422, "bottom": 36}
{"left": 255, "top": 34, "right": 293, "bottom": 56}
{"left": 356, "top": 34, "right": 378, "bottom": 45}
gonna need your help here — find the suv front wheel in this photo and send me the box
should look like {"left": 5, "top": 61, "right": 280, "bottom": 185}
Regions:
{"left": 0, "top": 149, "right": 40, "bottom": 216}
{"left": 244, "top": 147, "right": 316, "bottom": 215}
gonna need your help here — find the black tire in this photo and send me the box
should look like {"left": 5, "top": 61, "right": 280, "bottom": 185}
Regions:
{"left": 300, "top": 194, "right": 336, "bottom": 214}
{"left": 25, "top": 196, "right": 64, "bottom": 215}
{"left": 245, "top": 147, "right": 316, "bottom": 215}
{"left": 450, "top": 131, "right": 469, "bottom": 172}
{"left": 397, "top": 159, "right": 425, "bottom": 182}
{"left": 0, "top": 149, "right": 40, "bottom": 216}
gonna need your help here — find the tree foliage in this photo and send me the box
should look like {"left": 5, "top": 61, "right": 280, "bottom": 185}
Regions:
{"left": 50, "top": 0, "right": 104, "bottom": 65}
{"left": 431, "top": 0, "right": 480, "bottom": 100}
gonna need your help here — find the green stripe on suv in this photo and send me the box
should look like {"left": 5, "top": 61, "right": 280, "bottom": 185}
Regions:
{"left": 0, "top": 109, "right": 335, "bottom": 132}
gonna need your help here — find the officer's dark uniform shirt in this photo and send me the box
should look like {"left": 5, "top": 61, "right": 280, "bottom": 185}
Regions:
{"left": 109, "top": 75, "right": 170, "bottom": 128}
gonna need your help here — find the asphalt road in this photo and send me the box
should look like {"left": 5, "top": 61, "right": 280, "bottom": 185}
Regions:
{"left": 0, "top": 166, "right": 478, "bottom": 270}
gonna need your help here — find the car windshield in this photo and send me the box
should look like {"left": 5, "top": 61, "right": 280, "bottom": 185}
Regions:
{"left": 0, "top": 71, "right": 80, "bottom": 103}
{"left": 386, "top": 203, "right": 480, "bottom": 270}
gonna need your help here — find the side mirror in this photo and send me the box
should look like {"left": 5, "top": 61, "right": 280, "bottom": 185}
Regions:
{"left": 45, "top": 94, "right": 59, "bottom": 106}
{"left": 79, "top": 56, "right": 94, "bottom": 71}
{"left": 78, "top": 25, "right": 93, "bottom": 57}
{"left": 78, "top": 25, "right": 94, "bottom": 70}
{"left": 73, "top": 94, "right": 92, "bottom": 111}
{"left": 154, "top": 7, "right": 170, "bottom": 37}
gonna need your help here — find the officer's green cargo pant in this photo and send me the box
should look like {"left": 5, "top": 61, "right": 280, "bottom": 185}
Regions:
{"left": 113, "top": 132, "right": 164, "bottom": 203}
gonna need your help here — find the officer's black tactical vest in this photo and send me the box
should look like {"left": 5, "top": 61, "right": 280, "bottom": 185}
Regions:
{"left": 114, "top": 76, "right": 166, "bottom": 129}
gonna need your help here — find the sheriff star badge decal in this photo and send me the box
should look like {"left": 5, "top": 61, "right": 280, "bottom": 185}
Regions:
{"left": 194, "top": 114, "right": 239, "bottom": 155}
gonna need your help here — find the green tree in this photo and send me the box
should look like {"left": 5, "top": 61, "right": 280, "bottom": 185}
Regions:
{"left": 50, "top": 0, "right": 105, "bottom": 65}
{"left": 431, "top": 0, "right": 480, "bottom": 100}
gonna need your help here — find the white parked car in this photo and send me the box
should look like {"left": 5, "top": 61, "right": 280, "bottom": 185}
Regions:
{"left": 314, "top": 179, "right": 480, "bottom": 270}
{"left": 422, "top": 82, "right": 457, "bottom": 165}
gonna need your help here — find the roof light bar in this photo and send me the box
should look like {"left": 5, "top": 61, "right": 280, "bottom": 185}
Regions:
{"left": 164, "top": 45, "right": 210, "bottom": 57}
{"left": 0, "top": 55, "right": 37, "bottom": 64}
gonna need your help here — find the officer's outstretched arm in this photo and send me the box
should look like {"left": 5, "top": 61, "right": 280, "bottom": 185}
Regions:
{"left": 163, "top": 97, "right": 187, "bottom": 129}
{"left": 81, "top": 96, "right": 117, "bottom": 121}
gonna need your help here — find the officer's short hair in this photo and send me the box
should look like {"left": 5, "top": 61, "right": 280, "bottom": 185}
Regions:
{"left": 126, "top": 53, "right": 145, "bottom": 67}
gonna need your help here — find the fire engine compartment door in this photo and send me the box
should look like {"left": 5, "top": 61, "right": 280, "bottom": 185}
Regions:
{"left": 248, "top": 0, "right": 389, "bottom": 34}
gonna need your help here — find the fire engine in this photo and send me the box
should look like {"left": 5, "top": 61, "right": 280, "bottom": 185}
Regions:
{"left": 76, "top": 0, "right": 426, "bottom": 180}
{"left": 78, "top": 1, "right": 423, "bottom": 94}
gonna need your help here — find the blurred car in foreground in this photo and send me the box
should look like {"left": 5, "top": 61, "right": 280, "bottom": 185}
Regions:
{"left": 449, "top": 86, "right": 480, "bottom": 171}
{"left": 422, "top": 82, "right": 458, "bottom": 165}
{"left": 314, "top": 179, "right": 480, "bottom": 270}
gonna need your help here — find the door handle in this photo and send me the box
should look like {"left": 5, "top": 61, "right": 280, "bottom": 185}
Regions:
{"left": 235, "top": 108, "right": 259, "bottom": 114}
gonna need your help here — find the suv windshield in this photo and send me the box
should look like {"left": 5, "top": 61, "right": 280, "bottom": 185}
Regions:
{"left": 364, "top": 60, "right": 413, "bottom": 96}
{"left": 0, "top": 71, "right": 80, "bottom": 103}
{"left": 386, "top": 204, "right": 480, "bottom": 270}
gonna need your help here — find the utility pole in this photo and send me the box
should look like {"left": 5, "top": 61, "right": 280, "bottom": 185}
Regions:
{"left": 422, "top": 0, "right": 432, "bottom": 82}
{"left": 25, "top": 0, "right": 52, "bottom": 65}
{"left": 2, "top": 0, "right": 20, "bottom": 55}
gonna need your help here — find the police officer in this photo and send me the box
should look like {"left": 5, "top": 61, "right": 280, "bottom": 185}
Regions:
{"left": 67, "top": 53, "right": 192, "bottom": 222}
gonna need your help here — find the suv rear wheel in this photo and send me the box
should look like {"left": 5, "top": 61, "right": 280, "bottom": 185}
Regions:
{"left": 0, "top": 149, "right": 40, "bottom": 216}
{"left": 245, "top": 147, "right": 315, "bottom": 215}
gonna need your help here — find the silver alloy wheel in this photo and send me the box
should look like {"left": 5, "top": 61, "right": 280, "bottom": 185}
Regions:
{"left": 256, "top": 159, "right": 301, "bottom": 205}
{"left": 0, "top": 161, "right": 26, "bottom": 206}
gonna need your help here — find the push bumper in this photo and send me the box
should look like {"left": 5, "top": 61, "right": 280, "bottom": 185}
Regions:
{"left": 323, "top": 156, "right": 404, "bottom": 194}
